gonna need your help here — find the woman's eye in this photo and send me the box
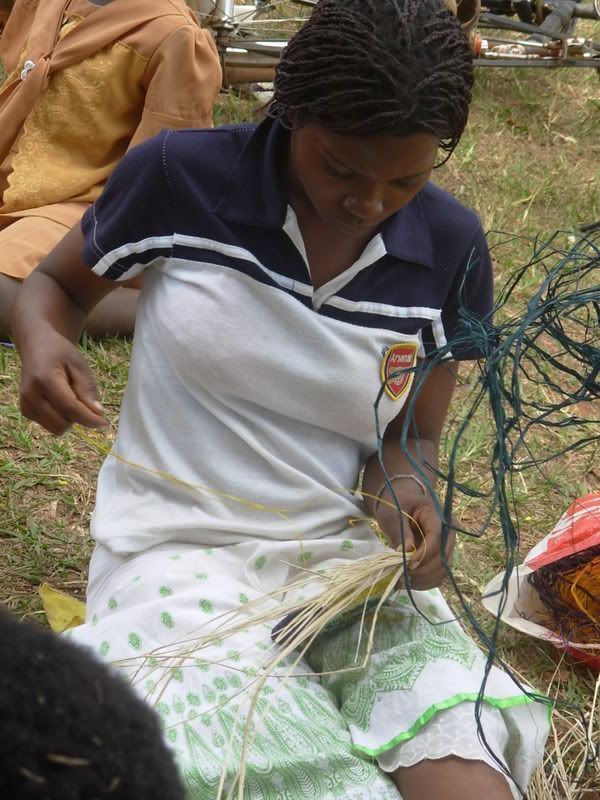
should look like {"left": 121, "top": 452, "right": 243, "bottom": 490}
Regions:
{"left": 393, "top": 179, "right": 420, "bottom": 189}
{"left": 393, "top": 172, "right": 429, "bottom": 189}
{"left": 326, "top": 160, "right": 354, "bottom": 178}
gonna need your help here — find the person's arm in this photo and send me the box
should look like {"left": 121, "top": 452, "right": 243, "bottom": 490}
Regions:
{"left": 362, "top": 219, "right": 494, "bottom": 589}
{"left": 13, "top": 224, "right": 117, "bottom": 434}
{"left": 14, "top": 132, "right": 173, "bottom": 435}
{"left": 362, "top": 361, "right": 457, "bottom": 590}
{"left": 127, "top": 23, "right": 221, "bottom": 148}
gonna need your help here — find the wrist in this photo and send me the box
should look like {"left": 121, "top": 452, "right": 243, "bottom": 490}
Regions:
{"left": 370, "top": 473, "right": 427, "bottom": 516}
{"left": 14, "top": 318, "right": 55, "bottom": 357}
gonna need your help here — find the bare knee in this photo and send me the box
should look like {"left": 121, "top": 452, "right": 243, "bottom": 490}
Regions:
{"left": 85, "top": 287, "right": 139, "bottom": 338}
{"left": 0, "top": 273, "right": 21, "bottom": 339}
{"left": 392, "top": 756, "right": 514, "bottom": 800}
{"left": 0, "top": 276, "right": 139, "bottom": 340}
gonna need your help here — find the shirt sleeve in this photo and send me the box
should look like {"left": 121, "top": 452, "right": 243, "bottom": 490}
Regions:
{"left": 422, "top": 222, "right": 494, "bottom": 361}
{"left": 127, "top": 23, "right": 222, "bottom": 149}
{"left": 80, "top": 133, "right": 174, "bottom": 281}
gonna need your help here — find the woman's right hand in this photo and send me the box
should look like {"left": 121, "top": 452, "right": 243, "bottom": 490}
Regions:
{"left": 19, "top": 326, "right": 107, "bottom": 435}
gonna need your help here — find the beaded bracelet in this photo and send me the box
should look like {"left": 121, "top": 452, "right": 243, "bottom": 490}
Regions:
{"left": 371, "top": 473, "right": 427, "bottom": 515}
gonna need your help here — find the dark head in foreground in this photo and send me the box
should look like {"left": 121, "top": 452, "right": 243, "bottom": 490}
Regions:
{"left": 271, "top": 0, "right": 474, "bottom": 236}
{"left": 0, "top": 608, "right": 184, "bottom": 799}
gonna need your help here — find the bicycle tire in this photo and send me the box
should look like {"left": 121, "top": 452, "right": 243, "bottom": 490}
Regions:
{"left": 202, "top": 0, "right": 599, "bottom": 85}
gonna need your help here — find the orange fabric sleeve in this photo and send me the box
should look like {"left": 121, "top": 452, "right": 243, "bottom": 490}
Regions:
{"left": 128, "top": 24, "right": 222, "bottom": 149}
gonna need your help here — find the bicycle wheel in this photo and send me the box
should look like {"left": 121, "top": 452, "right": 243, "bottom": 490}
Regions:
{"left": 191, "top": 0, "right": 599, "bottom": 83}
{"left": 190, "top": 1, "right": 314, "bottom": 85}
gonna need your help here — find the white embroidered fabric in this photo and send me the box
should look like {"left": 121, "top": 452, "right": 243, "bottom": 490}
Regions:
{"left": 377, "top": 701, "right": 519, "bottom": 799}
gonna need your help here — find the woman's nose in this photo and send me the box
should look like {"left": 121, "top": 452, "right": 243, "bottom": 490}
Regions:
{"left": 342, "top": 193, "right": 384, "bottom": 221}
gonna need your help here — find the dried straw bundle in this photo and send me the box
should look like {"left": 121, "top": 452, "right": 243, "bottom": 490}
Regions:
{"left": 229, "top": 552, "right": 407, "bottom": 800}
{"left": 108, "top": 549, "right": 408, "bottom": 800}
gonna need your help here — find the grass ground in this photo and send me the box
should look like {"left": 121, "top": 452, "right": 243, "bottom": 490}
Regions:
{"left": 1, "top": 64, "right": 599, "bottom": 791}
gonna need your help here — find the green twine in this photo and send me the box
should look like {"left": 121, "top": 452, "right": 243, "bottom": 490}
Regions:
{"left": 374, "top": 230, "right": 599, "bottom": 793}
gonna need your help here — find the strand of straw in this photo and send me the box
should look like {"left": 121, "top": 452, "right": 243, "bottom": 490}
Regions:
{"left": 228, "top": 559, "right": 407, "bottom": 800}
{"left": 73, "top": 425, "right": 424, "bottom": 537}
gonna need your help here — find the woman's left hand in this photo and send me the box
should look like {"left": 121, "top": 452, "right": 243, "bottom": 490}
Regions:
{"left": 375, "top": 494, "right": 455, "bottom": 590}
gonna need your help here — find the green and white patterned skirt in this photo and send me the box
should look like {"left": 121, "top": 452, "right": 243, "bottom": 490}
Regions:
{"left": 67, "top": 533, "right": 549, "bottom": 800}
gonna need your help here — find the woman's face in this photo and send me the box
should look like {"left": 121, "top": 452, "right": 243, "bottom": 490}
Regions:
{"left": 289, "top": 125, "right": 439, "bottom": 236}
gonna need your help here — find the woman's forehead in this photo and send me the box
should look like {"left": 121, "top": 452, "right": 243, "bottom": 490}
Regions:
{"left": 301, "top": 126, "right": 439, "bottom": 179}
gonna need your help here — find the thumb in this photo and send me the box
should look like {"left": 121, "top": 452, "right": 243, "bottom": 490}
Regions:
{"left": 65, "top": 355, "right": 105, "bottom": 418}
{"left": 405, "top": 505, "right": 431, "bottom": 567}
{"left": 394, "top": 515, "right": 417, "bottom": 556}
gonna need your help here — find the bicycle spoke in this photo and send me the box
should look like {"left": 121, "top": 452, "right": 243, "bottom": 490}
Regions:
{"left": 203, "top": 0, "right": 599, "bottom": 82}
{"left": 192, "top": 1, "right": 311, "bottom": 39}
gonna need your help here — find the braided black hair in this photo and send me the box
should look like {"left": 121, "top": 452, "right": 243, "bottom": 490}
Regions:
{"left": 271, "top": 0, "right": 474, "bottom": 160}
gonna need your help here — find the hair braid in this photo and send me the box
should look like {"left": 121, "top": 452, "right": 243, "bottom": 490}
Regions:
{"left": 270, "top": 0, "right": 474, "bottom": 160}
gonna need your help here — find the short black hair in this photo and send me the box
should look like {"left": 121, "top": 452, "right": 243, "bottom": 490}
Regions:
{"left": 271, "top": 0, "right": 474, "bottom": 160}
{"left": 0, "top": 607, "right": 185, "bottom": 800}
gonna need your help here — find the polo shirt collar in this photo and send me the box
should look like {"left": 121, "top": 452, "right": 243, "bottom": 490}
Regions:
{"left": 381, "top": 197, "right": 436, "bottom": 270}
{"left": 213, "top": 116, "right": 436, "bottom": 271}
{"left": 213, "top": 116, "right": 289, "bottom": 229}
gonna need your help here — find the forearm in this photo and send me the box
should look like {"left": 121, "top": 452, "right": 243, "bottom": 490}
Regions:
{"left": 13, "top": 261, "right": 110, "bottom": 433}
{"left": 12, "top": 224, "right": 116, "bottom": 353}
{"left": 13, "top": 271, "right": 87, "bottom": 353}
{"left": 362, "top": 436, "right": 439, "bottom": 516}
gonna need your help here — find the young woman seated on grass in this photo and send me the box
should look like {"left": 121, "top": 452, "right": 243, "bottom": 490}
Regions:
{"left": 13, "top": 1, "right": 549, "bottom": 798}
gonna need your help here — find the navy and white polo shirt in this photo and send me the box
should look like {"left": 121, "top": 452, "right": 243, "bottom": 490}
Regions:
{"left": 81, "top": 117, "right": 492, "bottom": 553}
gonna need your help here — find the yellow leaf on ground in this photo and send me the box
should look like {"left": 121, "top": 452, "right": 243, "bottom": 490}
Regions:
{"left": 39, "top": 583, "right": 86, "bottom": 633}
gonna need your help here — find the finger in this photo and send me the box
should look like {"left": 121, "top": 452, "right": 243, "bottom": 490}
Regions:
{"left": 409, "top": 543, "right": 454, "bottom": 581}
{"left": 21, "top": 395, "right": 74, "bottom": 436}
{"left": 389, "top": 518, "right": 417, "bottom": 552}
{"left": 405, "top": 561, "right": 448, "bottom": 591}
{"left": 407, "top": 527, "right": 433, "bottom": 572}
{"left": 419, "top": 529, "right": 456, "bottom": 566}
{"left": 395, "top": 526, "right": 416, "bottom": 554}
{"left": 407, "top": 538, "right": 446, "bottom": 584}
{"left": 64, "top": 358, "right": 106, "bottom": 420}
{"left": 411, "top": 504, "right": 437, "bottom": 541}
{"left": 407, "top": 537, "right": 456, "bottom": 589}
{"left": 375, "top": 508, "right": 417, "bottom": 553}
{"left": 42, "top": 376, "right": 106, "bottom": 429}
{"left": 415, "top": 564, "right": 446, "bottom": 590}
{"left": 410, "top": 510, "right": 455, "bottom": 563}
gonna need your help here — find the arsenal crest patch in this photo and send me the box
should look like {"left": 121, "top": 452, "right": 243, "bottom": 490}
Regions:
{"left": 380, "top": 342, "right": 418, "bottom": 400}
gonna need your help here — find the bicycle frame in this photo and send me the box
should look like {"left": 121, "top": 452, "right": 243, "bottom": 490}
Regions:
{"left": 190, "top": 1, "right": 237, "bottom": 21}
{"left": 190, "top": 0, "right": 599, "bottom": 85}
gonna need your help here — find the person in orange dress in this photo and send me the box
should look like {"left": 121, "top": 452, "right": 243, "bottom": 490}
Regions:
{"left": 0, "top": 0, "right": 221, "bottom": 338}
